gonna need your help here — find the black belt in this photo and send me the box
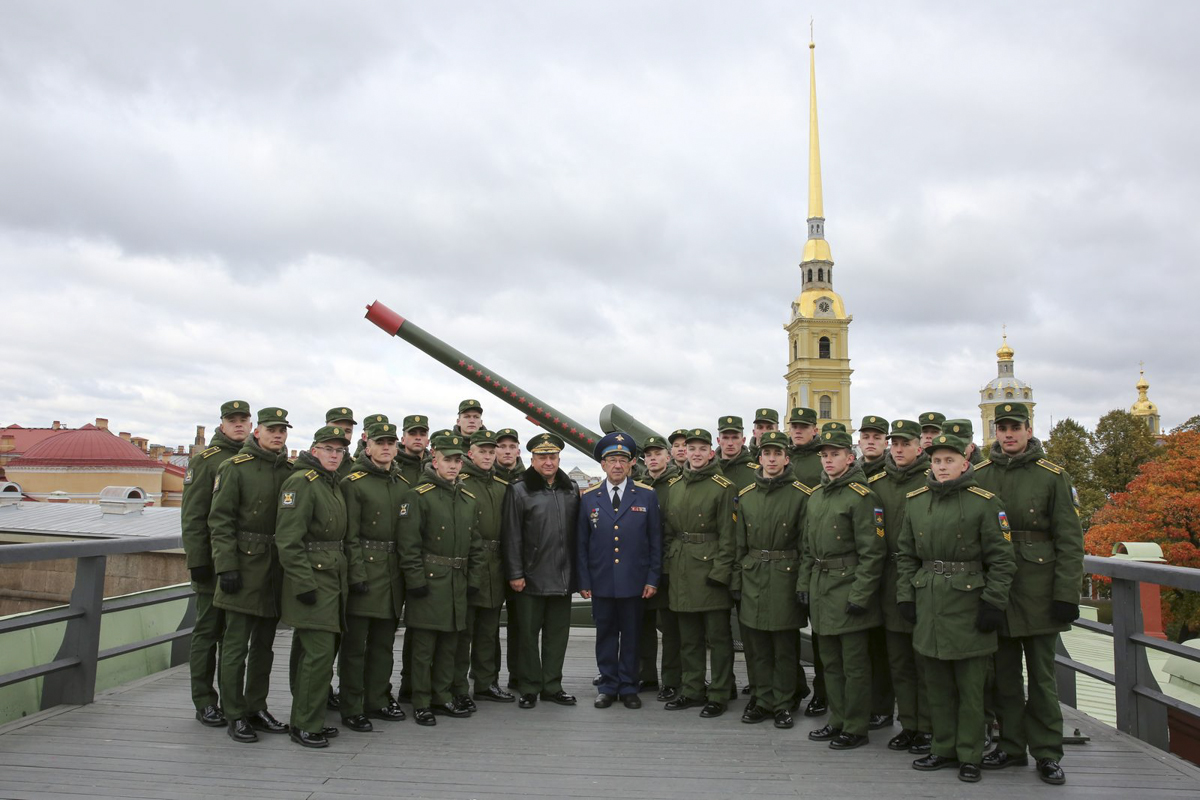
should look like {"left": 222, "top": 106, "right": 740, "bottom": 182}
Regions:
{"left": 1010, "top": 530, "right": 1052, "bottom": 543}
{"left": 425, "top": 554, "right": 466, "bottom": 569}
{"left": 361, "top": 539, "right": 396, "bottom": 553}
{"left": 679, "top": 532, "right": 719, "bottom": 544}
{"left": 889, "top": 552, "right": 901, "bottom": 562}
{"left": 305, "top": 541, "right": 342, "bottom": 552}
{"left": 236, "top": 531, "right": 274, "bottom": 545}
{"left": 814, "top": 554, "right": 858, "bottom": 571}
{"left": 753, "top": 549, "right": 798, "bottom": 561}
{"left": 922, "top": 559, "right": 982, "bottom": 576}
{"left": 479, "top": 539, "right": 501, "bottom": 552}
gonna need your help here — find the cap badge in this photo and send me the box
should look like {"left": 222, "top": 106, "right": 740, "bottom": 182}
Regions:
{"left": 383, "top": 425, "right": 391, "bottom": 432}
{"left": 615, "top": 434, "right": 625, "bottom": 441}
{"left": 276, "top": 410, "right": 283, "bottom": 416}
{"left": 926, "top": 414, "right": 934, "bottom": 421}
{"left": 869, "top": 417, "right": 876, "bottom": 423}
{"left": 233, "top": 402, "right": 240, "bottom": 408}
{"left": 825, "top": 432, "right": 832, "bottom": 439}
{"left": 341, "top": 408, "right": 348, "bottom": 414}
{"left": 896, "top": 421, "right": 904, "bottom": 428}
{"left": 939, "top": 436, "right": 947, "bottom": 443}
{"left": 952, "top": 425, "right": 960, "bottom": 432}
{"left": 333, "top": 427, "right": 341, "bottom": 435}
{"left": 1004, "top": 404, "right": 1012, "bottom": 412}
{"left": 452, "top": 437, "right": 459, "bottom": 445}
{"left": 376, "top": 415, "right": 383, "bottom": 422}
{"left": 726, "top": 417, "right": 733, "bottom": 423}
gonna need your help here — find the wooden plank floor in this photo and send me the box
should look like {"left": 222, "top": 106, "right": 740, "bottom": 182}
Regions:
{"left": 2, "top": 628, "right": 1199, "bottom": 799}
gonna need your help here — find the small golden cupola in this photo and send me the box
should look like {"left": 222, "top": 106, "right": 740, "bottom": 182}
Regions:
{"left": 1130, "top": 367, "right": 1161, "bottom": 436}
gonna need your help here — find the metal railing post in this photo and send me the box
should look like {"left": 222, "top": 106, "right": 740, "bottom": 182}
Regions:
{"left": 40, "top": 555, "right": 107, "bottom": 708}
{"left": 1109, "top": 575, "right": 1168, "bottom": 748}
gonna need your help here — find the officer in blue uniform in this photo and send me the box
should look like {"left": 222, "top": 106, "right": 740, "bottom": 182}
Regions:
{"left": 577, "top": 431, "right": 663, "bottom": 709}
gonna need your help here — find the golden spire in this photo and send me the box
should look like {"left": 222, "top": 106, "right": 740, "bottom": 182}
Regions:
{"left": 996, "top": 326, "right": 1014, "bottom": 361}
{"left": 807, "top": 29, "right": 823, "bottom": 219}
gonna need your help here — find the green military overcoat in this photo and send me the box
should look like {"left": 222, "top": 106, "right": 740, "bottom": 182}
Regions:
{"left": 342, "top": 456, "right": 407, "bottom": 619}
{"left": 664, "top": 461, "right": 736, "bottom": 613}
{"left": 180, "top": 429, "right": 241, "bottom": 592}
{"left": 789, "top": 441, "right": 823, "bottom": 487}
{"left": 869, "top": 451, "right": 930, "bottom": 633}
{"left": 732, "top": 473, "right": 811, "bottom": 631}
{"left": 460, "top": 460, "right": 509, "bottom": 609}
{"left": 643, "top": 462, "right": 680, "bottom": 611}
{"left": 718, "top": 447, "right": 760, "bottom": 492}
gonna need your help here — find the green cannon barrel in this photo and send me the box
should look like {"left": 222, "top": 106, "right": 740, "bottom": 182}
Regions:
{"left": 365, "top": 300, "right": 605, "bottom": 459}
{"left": 599, "top": 404, "right": 665, "bottom": 450}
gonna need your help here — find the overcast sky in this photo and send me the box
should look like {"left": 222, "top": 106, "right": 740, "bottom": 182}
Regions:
{"left": 2, "top": 1, "right": 1195, "bottom": 474}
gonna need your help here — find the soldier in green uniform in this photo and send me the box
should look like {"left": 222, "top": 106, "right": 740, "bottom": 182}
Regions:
{"left": 975, "top": 403, "right": 1083, "bottom": 785}
{"left": 491, "top": 428, "right": 524, "bottom": 689}
{"left": 352, "top": 413, "right": 389, "bottom": 462}
{"left": 748, "top": 408, "right": 779, "bottom": 462}
{"left": 324, "top": 408, "right": 357, "bottom": 480}
{"left": 898, "top": 433, "right": 1017, "bottom": 782}
{"left": 181, "top": 400, "right": 252, "bottom": 727}
{"left": 395, "top": 414, "right": 430, "bottom": 487}
{"left": 276, "top": 425, "right": 355, "bottom": 747}
{"left": 663, "top": 428, "right": 737, "bottom": 718}
{"left": 716, "top": 415, "right": 760, "bottom": 491}
{"left": 668, "top": 428, "right": 689, "bottom": 471}
{"left": 639, "top": 435, "right": 681, "bottom": 700}
{"left": 398, "top": 432, "right": 483, "bottom": 726}
{"left": 943, "top": 419, "right": 983, "bottom": 466}
{"left": 798, "top": 429, "right": 886, "bottom": 750}
{"left": 870, "top": 419, "right": 933, "bottom": 753}
{"left": 493, "top": 428, "right": 525, "bottom": 483}
{"left": 454, "top": 399, "right": 484, "bottom": 438}
{"left": 338, "top": 421, "right": 408, "bottom": 732}
{"left": 732, "top": 431, "right": 811, "bottom": 729}
{"left": 858, "top": 415, "right": 895, "bottom": 731}
{"left": 459, "top": 429, "right": 515, "bottom": 705}
{"left": 786, "top": 406, "right": 826, "bottom": 716}
{"left": 919, "top": 412, "right": 945, "bottom": 451}
{"left": 209, "top": 406, "right": 294, "bottom": 743}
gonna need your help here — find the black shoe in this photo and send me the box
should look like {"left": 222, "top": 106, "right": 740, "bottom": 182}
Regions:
{"left": 369, "top": 705, "right": 406, "bottom": 721}
{"left": 808, "top": 724, "right": 841, "bottom": 741}
{"left": 699, "top": 701, "right": 725, "bottom": 718}
{"left": 830, "top": 732, "right": 869, "bottom": 750}
{"left": 774, "top": 709, "right": 794, "bottom": 729}
{"left": 908, "top": 731, "right": 933, "bottom": 754}
{"left": 413, "top": 707, "right": 436, "bottom": 726}
{"left": 664, "top": 695, "right": 701, "bottom": 711}
{"left": 475, "top": 684, "right": 516, "bottom": 703}
{"left": 888, "top": 729, "right": 917, "bottom": 751}
{"left": 431, "top": 701, "right": 470, "bottom": 718}
{"left": 320, "top": 725, "right": 339, "bottom": 738}
{"left": 227, "top": 718, "right": 258, "bottom": 743}
{"left": 196, "top": 705, "right": 225, "bottom": 727}
{"left": 289, "top": 728, "right": 328, "bottom": 748}
{"left": 639, "top": 680, "right": 659, "bottom": 692}
{"left": 1036, "top": 758, "right": 1066, "bottom": 785}
{"left": 540, "top": 690, "right": 577, "bottom": 706}
{"left": 387, "top": 695, "right": 403, "bottom": 712}
{"left": 341, "top": 714, "right": 373, "bottom": 733}
{"left": 984, "top": 725, "right": 994, "bottom": 750}
{"left": 959, "top": 763, "right": 982, "bottom": 783}
{"left": 518, "top": 693, "right": 537, "bottom": 709}
{"left": 804, "top": 695, "right": 827, "bottom": 717}
{"left": 732, "top": 639, "right": 744, "bottom": 653}
{"left": 326, "top": 686, "right": 339, "bottom": 711}
{"left": 741, "top": 704, "right": 768, "bottom": 724}
{"left": 621, "top": 694, "right": 642, "bottom": 709}
{"left": 454, "top": 694, "right": 477, "bottom": 714}
{"left": 248, "top": 710, "right": 288, "bottom": 733}
{"left": 595, "top": 693, "right": 616, "bottom": 708}
{"left": 982, "top": 750, "right": 1029, "bottom": 770}
{"left": 869, "top": 713, "right": 894, "bottom": 730}
{"left": 741, "top": 684, "right": 752, "bottom": 695}
{"left": 592, "top": 674, "right": 602, "bottom": 686}
{"left": 657, "top": 686, "right": 679, "bottom": 703}
{"left": 913, "top": 754, "right": 960, "bottom": 771}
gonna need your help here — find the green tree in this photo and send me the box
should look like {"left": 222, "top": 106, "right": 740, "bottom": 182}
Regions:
{"left": 1091, "top": 410, "right": 1159, "bottom": 496}
{"left": 1044, "top": 417, "right": 1104, "bottom": 529}
{"left": 1171, "top": 414, "right": 1200, "bottom": 434}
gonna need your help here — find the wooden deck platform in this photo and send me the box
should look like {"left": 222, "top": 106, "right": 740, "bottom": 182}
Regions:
{"left": 2, "top": 628, "right": 1199, "bottom": 799}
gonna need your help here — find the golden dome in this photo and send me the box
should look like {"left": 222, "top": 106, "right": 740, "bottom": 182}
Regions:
{"left": 996, "top": 332, "right": 1014, "bottom": 361}
{"left": 1131, "top": 369, "right": 1158, "bottom": 416}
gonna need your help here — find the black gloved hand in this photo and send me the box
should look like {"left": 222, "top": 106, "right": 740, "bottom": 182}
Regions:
{"left": 705, "top": 576, "right": 727, "bottom": 588}
{"left": 408, "top": 584, "right": 430, "bottom": 599}
{"left": 219, "top": 570, "right": 242, "bottom": 594}
{"left": 297, "top": 590, "right": 317, "bottom": 606}
{"left": 730, "top": 590, "right": 742, "bottom": 602}
{"left": 976, "top": 602, "right": 1005, "bottom": 633}
{"left": 190, "top": 565, "right": 214, "bottom": 584}
{"left": 349, "top": 581, "right": 369, "bottom": 595}
{"left": 1051, "top": 600, "right": 1080, "bottom": 624}
{"left": 796, "top": 591, "right": 810, "bottom": 608}
{"left": 467, "top": 585, "right": 480, "bottom": 597}
{"left": 845, "top": 601, "right": 867, "bottom": 617}
{"left": 898, "top": 601, "right": 917, "bottom": 624}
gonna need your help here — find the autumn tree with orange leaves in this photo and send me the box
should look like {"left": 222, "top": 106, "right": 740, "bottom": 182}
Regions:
{"left": 1086, "top": 430, "right": 1200, "bottom": 638}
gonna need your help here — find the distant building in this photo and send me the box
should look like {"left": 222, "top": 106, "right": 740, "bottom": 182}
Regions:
{"left": 568, "top": 467, "right": 601, "bottom": 492}
{"left": 1130, "top": 368, "right": 1162, "bottom": 437}
{"left": 979, "top": 332, "right": 1036, "bottom": 447}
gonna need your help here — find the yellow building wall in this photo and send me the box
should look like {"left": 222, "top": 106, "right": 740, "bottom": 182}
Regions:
{"left": 784, "top": 315, "right": 853, "bottom": 429}
{"left": 3, "top": 468, "right": 163, "bottom": 501}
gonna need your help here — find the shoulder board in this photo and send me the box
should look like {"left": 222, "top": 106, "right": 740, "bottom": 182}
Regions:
{"left": 738, "top": 484, "right": 756, "bottom": 497}
{"left": 493, "top": 476, "right": 509, "bottom": 486}
{"left": 906, "top": 486, "right": 930, "bottom": 499}
{"left": 634, "top": 480, "right": 653, "bottom": 491}
{"left": 231, "top": 453, "right": 255, "bottom": 464}
{"left": 305, "top": 470, "right": 319, "bottom": 482}
{"left": 749, "top": 462, "right": 761, "bottom": 470}
{"left": 667, "top": 475, "right": 683, "bottom": 486}
{"left": 712, "top": 475, "right": 733, "bottom": 488}
{"left": 849, "top": 482, "right": 870, "bottom": 497}
{"left": 461, "top": 489, "right": 476, "bottom": 500}
{"left": 868, "top": 472, "right": 886, "bottom": 483}
{"left": 460, "top": 473, "right": 473, "bottom": 481}
{"left": 346, "top": 471, "right": 368, "bottom": 481}
{"left": 200, "top": 446, "right": 223, "bottom": 459}
{"left": 967, "top": 486, "right": 996, "bottom": 500}
{"left": 415, "top": 484, "right": 436, "bottom": 494}
{"left": 1037, "top": 458, "right": 1063, "bottom": 475}
{"left": 792, "top": 481, "right": 813, "bottom": 495}
{"left": 974, "top": 459, "right": 992, "bottom": 469}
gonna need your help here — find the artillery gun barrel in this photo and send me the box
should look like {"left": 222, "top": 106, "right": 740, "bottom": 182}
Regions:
{"left": 599, "top": 404, "right": 665, "bottom": 449}
{"left": 365, "top": 300, "right": 604, "bottom": 459}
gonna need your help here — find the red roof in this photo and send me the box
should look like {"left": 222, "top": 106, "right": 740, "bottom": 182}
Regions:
{"left": 7, "top": 425, "right": 165, "bottom": 470}
{"left": 0, "top": 424, "right": 70, "bottom": 455}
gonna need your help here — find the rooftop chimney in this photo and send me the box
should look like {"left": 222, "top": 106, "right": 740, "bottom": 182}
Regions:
{"left": 149, "top": 445, "right": 164, "bottom": 459}
{"left": 195, "top": 425, "right": 206, "bottom": 446}
{"left": 0, "top": 434, "right": 14, "bottom": 454}
{"left": 119, "top": 431, "right": 132, "bottom": 442}
{"left": 132, "top": 436, "right": 148, "bottom": 453}
{"left": 95, "top": 417, "right": 109, "bottom": 430}
{"left": 51, "top": 421, "right": 61, "bottom": 430}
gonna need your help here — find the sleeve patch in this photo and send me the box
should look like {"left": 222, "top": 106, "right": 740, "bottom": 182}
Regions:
{"left": 183, "top": 469, "right": 193, "bottom": 485}
{"left": 399, "top": 503, "right": 409, "bottom": 517}
{"left": 874, "top": 508, "right": 884, "bottom": 526}
{"left": 281, "top": 491, "right": 296, "bottom": 508}
{"left": 998, "top": 511, "right": 1011, "bottom": 531}
{"left": 876, "top": 527, "right": 885, "bottom": 537}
